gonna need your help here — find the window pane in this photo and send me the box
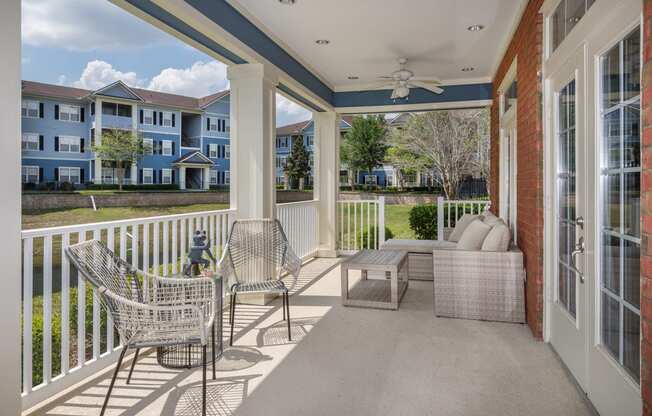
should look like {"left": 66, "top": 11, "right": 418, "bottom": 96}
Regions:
{"left": 566, "top": 0, "right": 586, "bottom": 34}
{"left": 624, "top": 28, "right": 641, "bottom": 102}
{"left": 601, "top": 293, "right": 620, "bottom": 359}
{"left": 601, "top": 234, "right": 620, "bottom": 295}
{"left": 603, "top": 174, "right": 620, "bottom": 232}
{"left": 623, "top": 308, "right": 640, "bottom": 381}
{"left": 624, "top": 104, "right": 640, "bottom": 168}
{"left": 552, "top": 1, "right": 565, "bottom": 51}
{"left": 603, "top": 110, "right": 621, "bottom": 169}
{"left": 602, "top": 44, "right": 621, "bottom": 109}
{"left": 624, "top": 172, "right": 640, "bottom": 238}
{"left": 558, "top": 263, "right": 568, "bottom": 307}
{"left": 623, "top": 240, "right": 640, "bottom": 308}
{"left": 568, "top": 268, "right": 576, "bottom": 317}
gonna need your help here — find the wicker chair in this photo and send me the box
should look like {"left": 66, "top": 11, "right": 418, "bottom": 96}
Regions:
{"left": 218, "top": 219, "right": 301, "bottom": 346}
{"left": 65, "top": 240, "right": 219, "bottom": 416}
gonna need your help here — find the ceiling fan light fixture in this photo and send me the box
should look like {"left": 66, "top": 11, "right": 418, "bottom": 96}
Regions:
{"left": 315, "top": 39, "right": 330, "bottom": 45}
{"left": 461, "top": 67, "right": 475, "bottom": 72}
{"left": 277, "top": 0, "right": 296, "bottom": 5}
{"left": 467, "top": 24, "right": 485, "bottom": 32}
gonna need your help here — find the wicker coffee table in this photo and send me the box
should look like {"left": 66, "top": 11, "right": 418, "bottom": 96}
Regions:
{"left": 341, "top": 250, "right": 409, "bottom": 310}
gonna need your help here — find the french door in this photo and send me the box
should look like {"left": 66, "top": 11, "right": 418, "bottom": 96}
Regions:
{"left": 549, "top": 46, "right": 588, "bottom": 391}
{"left": 548, "top": 27, "right": 642, "bottom": 416}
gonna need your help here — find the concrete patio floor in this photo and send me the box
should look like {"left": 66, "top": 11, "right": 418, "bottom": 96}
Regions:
{"left": 30, "top": 257, "right": 595, "bottom": 416}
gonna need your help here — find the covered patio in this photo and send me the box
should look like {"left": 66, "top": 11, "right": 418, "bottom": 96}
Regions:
{"left": 1, "top": 0, "right": 651, "bottom": 415}
{"left": 28, "top": 259, "right": 592, "bottom": 416}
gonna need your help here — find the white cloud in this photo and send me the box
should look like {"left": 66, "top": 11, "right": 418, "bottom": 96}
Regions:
{"left": 72, "top": 60, "right": 145, "bottom": 90}
{"left": 57, "top": 75, "right": 67, "bottom": 86}
{"left": 22, "top": 0, "right": 170, "bottom": 51}
{"left": 147, "top": 61, "right": 229, "bottom": 97}
{"left": 276, "top": 95, "right": 311, "bottom": 126}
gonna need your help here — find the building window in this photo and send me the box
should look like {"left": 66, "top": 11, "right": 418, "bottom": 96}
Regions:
{"left": 599, "top": 27, "right": 641, "bottom": 383}
{"left": 59, "top": 104, "right": 81, "bottom": 122}
{"left": 225, "top": 170, "right": 230, "bottom": 185}
{"left": 208, "top": 117, "right": 218, "bottom": 132}
{"left": 102, "top": 167, "right": 116, "bottom": 184}
{"left": 309, "top": 154, "right": 314, "bottom": 167}
{"left": 209, "top": 144, "right": 218, "bottom": 158}
{"left": 22, "top": 133, "right": 40, "bottom": 151}
{"left": 22, "top": 100, "right": 40, "bottom": 118}
{"left": 118, "top": 104, "right": 132, "bottom": 117}
{"left": 102, "top": 102, "right": 117, "bottom": 116}
{"left": 550, "top": 0, "right": 595, "bottom": 54}
{"left": 59, "top": 167, "right": 81, "bottom": 184}
{"left": 225, "top": 144, "right": 230, "bottom": 159}
{"left": 162, "top": 140, "right": 173, "bottom": 156}
{"left": 143, "top": 138, "right": 153, "bottom": 155}
{"left": 364, "top": 175, "right": 377, "bottom": 185}
{"left": 22, "top": 166, "right": 39, "bottom": 184}
{"left": 306, "top": 135, "right": 314, "bottom": 148}
{"left": 276, "top": 155, "right": 287, "bottom": 169}
{"left": 162, "top": 112, "right": 173, "bottom": 127}
{"left": 210, "top": 169, "right": 218, "bottom": 185}
{"left": 59, "top": 136, "right": 81, "bottom": 153}
{"left": 142, "top": 168, "right": 153, "bottom": 184}
{"left": 162, "top": 168, "right": 172, "bottom": 184}
{"left": 143, "top": 109, "right": 154, "bottom": 125}
{"left": 503, "top": 79, "right": 517, "bottom": 114}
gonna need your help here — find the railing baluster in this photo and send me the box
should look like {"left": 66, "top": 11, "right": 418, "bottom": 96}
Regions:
{"left": 153, "top": 222, "right": 160, "bottom": 276}
{"left": 131, "top": 224, "right": 139, "bottom": 270}
{"left": 106, "top": 228, "right": 115, "bottom": 351}
{"left": 171, "top": 219, "right": 178, "bottom": 275}
{"left": 180, "top": 219, "right": 187, "bottom": 270}
{"left": 92, "top": 229, "right": 101, "bottom": 361}
{"left": 77, "top": 231, "right": 86, "bottom": 368}
{"left": 60, "top": 233, "right": 70, "bottom": 373}
{"left": 23, "top": 237, "right": 33, "bottom": 393}
{"left": 163, "top": 221, "right": 169, "bottom": 277}
{"left": 42, "top": 235, "right": 53, "bottom": 384}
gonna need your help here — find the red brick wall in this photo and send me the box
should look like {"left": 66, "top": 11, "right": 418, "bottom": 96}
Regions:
{"left": 642, "top": 1, "right": 652, "bottom": 413}
{"left": 490, "top": 0, "right": 545, "bottom": 339}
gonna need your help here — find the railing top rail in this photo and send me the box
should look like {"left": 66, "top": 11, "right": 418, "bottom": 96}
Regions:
{"left": 337, "top": 199, "right": 380, "bottom": 204}
{"left": 276, "top": 199, "right": 319, "bottom": 207}
{"left": 442, "top": 199, "right": 491, "bottom": 205}
{"left": 21, "top": 208, "right": 236, "bottom": 238}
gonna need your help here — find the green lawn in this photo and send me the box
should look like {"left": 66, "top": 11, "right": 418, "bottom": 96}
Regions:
{"left": 384, "top": 204, "right": 416, "bottom": 239}
{"left": 23, "top": 203, "right": 230, "bottom": 230}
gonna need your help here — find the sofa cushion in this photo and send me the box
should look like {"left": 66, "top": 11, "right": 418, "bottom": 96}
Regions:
{"left": 448, "top": 214, "right": 480, "bottom": 242}
{"left": 481, "top": 220, "right": 512, "bottom": 252}
{"left": 456, "top": 219, "right": 492, "bottom": 250}
{"left": 482, "top": 211, "right": 501, "bottom": 227}
{"left": 381, "top": 239, "right": 456, "bottom": 252}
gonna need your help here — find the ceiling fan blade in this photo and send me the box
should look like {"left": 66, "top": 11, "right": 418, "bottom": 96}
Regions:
{"left": 411, "top": 76, "right": 442, "bottom": 84}
{"left": 410, "top": 81, "right": 444, "bottom": 94}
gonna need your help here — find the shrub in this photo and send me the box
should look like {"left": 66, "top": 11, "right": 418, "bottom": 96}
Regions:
{"left": 58, "top": 181, "right": 76, "bottom": 192}
{"left": 22, "top": 182, "right": 36, "bottom": 191}
{"left": 409, "top": 204, "right": 438, "bottom": 239}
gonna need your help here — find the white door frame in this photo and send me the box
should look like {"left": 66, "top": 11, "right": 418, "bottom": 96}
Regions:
{"left": 541, "top": 0, "right": 643, "bottom": 414}
{"left": 498, "top": 59, "right": 518, "bottom": 241}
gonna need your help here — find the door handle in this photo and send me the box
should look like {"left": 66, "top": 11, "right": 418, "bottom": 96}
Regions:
{"left": 570, "top": 236, "right": 585, "bottom": 283}
{"left": 575, "top": 216, "right": 584, "bottom": 230}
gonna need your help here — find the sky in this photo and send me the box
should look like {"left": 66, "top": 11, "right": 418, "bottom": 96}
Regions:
{"left": 20, "top": 0, "right": 311, "bottom": 126}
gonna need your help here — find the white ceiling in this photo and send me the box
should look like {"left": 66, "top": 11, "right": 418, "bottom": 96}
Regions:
{"left": 229, "top": 0, "right": 527, "bottom": 90}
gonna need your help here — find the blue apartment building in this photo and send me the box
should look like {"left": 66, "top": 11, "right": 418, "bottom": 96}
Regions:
{"left": 21, "top": 80, "right": 231, "bottom": 189}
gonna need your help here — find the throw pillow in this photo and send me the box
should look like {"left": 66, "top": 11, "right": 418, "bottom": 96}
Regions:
{"left": 481, "top": 220, "right": 512, "bottom": 252}
{"left": 448, "top": 213, "right": 480, "bottom": 242}
{"left": 456, "top": 219, "right": 492, "bottom": 250}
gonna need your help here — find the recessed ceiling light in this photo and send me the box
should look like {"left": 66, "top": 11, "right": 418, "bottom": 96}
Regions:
{"left": 348, "top": 76, "right": 359, "bottom": 80}
{"left": 315, "top": 39, "right": 330, "bottom": 45}
{"left": 467, "top": 24, "right": 485, "bottom": 32}
{"left": 278, "top": 0, "right": 296, "bottom": 5}
{"left": 461, "top": 67, "right": 475, "bottom": 72}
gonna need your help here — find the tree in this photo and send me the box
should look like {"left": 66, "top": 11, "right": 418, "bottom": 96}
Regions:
{"left": 343, "top": 115, "right": 388, "bottom": 188}
{"left": 391, "top": 109, "right": 488, "bottom": 199}
{"left": 92, "top": 129, "right": 150, "bottom": 191}
{"left": 386, "top": 128, "right": 428, "bottom": 190}
{"left": 284, "top": 136, "right": 311, "bottom": 190}
{"left": 339, "top": 139, "right": 356, "bottom": 188}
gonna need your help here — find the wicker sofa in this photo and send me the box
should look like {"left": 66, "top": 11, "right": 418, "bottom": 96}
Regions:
{"left": 381, "top": 215, "right": 526, "bottom": 323}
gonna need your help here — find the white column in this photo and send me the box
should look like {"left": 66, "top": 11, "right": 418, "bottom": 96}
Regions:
{"left": 203, "top": 167, "right": 210, "bottom": 190}
{"left": 179, "top": 166, "right": 186, "bottom": 190}
{"left": 0, "top": 0, "right": 23, "bottom": 412}
{"left": 94, "top": 98, "right": 103, "bottom": 184}
{"left": 130, "top": 164, "right": 137, "bottom": 185}
{"left": 313, "top": 111, "right": 341, "bottom": 257}
{"left": 227, "top": 63, "right": 277, "bottom": 219}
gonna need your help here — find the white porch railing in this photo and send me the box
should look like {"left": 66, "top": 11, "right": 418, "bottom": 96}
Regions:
{"left": 20, "top": 208, "right": 235, "bottom": 410}
{"left": 337, "top": 197, "right": 385, "bottom": 254}
{"left": 436, "top": 196, "right": 491, "bottom": 240}
{"left": 276, "top": 200, "right": 319, "bottom": 260}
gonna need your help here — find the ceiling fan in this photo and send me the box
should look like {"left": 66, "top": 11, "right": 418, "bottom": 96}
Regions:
{"left": 372, "top": 58, "right": 444, "bottom": 100}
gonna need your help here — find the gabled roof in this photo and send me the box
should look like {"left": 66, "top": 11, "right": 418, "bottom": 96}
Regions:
{"left": 276, "top": 120, "right": 312, "bottom": 136}
{"left": 22, "top": 80, "right": 229, "bottom": 111}
{"left": 92, "top": 80, "right": 144, "bottom": 101}
{"left": 173, "top": 150, "right": 214, "bottom": 165}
